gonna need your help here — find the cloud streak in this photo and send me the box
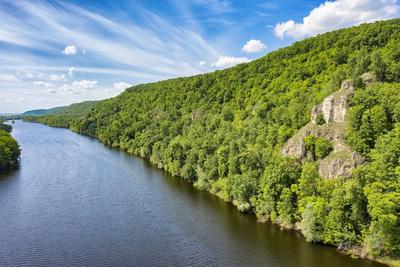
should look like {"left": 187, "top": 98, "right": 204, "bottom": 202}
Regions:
{"left": 0, "top": 0, "right": 225, "bottom": 112}
{"left": 2, "top": 1, "right": 220, "bottom": 77}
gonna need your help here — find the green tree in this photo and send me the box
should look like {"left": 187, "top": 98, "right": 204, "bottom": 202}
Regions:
{"left": 315, "top": 137, "right": 333, "bottom": 159}
{"left": 370, "top": 50, "right": 387, "bottom": 82}
{"left": 277, "top": 187, "right": 295, "bottom": 227}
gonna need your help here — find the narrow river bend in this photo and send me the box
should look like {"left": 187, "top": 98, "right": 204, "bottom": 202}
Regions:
{"left": 0, "top": 121, "right": 381, "bottom": 267}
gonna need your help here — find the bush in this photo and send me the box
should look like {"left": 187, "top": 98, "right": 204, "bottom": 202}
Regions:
{"left": 315, "top": 137, "right": 333, "bottom": 159}
{"left": 0, "top": 123, "right": 12, "bottom": 132}
{"left": 316, "top": 113, "right": 326, "bottom": 125}
{"left": 0, "top": 130, "right": 20, "bottom": 171}
{"left": 304, "top": 135, "right": 332, "bottom": 160}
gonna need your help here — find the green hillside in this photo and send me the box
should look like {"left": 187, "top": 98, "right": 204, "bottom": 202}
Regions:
{"left": 23, "top": 101, "right": 97, "bottom": 116}
{"left": 25, "top": 19, "right": 400, "bottom": 264}
{"left": 23, "top": 101, "right": 97, "bottom": 127}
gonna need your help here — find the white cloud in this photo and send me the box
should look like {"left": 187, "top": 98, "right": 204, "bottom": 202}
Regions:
{"left": 0, "top": 73, "right": 19, "bottom": 82}
{"left": 45, "top": 88, "right": 57, "bottom": 94}
{"left": 72, "top": 80, "right": 98, "bottom": 89}
{"left": 33, "top": 81, "right": 53, "bottom": 87}
{"left": 62, "top": 45, "right": 78, "bottom": 55}
{"left": 59, "top": 84, "right": 75, "bottom": 92}
{"left": 212, "top": 56, "right": 250, "bottom": 68}
{"left": 49, "top": 74, "right": 66, "bottom": 81}
{"left": 242, "top": 39, "right": 266, "bottom": 53}
{"left": 24, "top": 73, "right": 35, "bottom": 79}
{"left": 275, "top": 0, "right": 399, "bottom": 39}
{"left": 113, "top": 82, "right": 131, "bottom": 91}
{"left": 199, "top": 60, "right": 207, "bottom": 66}
{"left": 59, "top": 83, "right": 81, "bottom": 95}
{"left": 68, "top": 67, "right": 75, "bottom": 76}
{"left": 20, "top": 72, "right": 44, "bottom": 80}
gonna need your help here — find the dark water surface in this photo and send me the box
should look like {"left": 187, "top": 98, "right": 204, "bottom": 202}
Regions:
{"left": 0, "top": 121, "right": 381, "bottom": 267}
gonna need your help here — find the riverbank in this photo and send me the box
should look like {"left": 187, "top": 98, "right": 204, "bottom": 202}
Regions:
{"left": 0, "top": 120, "right": 377, "bottom": 267}
{"left": 23, "top": 118, "right": 395, "bottom": 266}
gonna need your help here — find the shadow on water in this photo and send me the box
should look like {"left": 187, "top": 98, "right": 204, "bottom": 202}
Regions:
{"left": 0, "top": 167, "right": 20, "bottom": 181}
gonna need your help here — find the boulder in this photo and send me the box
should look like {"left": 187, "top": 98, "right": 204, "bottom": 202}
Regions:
{"left": 318, "top": 151, "right": 364, "bottom": 179}
{"left": 361, "top": 72, "right": 376, "bottom": 85}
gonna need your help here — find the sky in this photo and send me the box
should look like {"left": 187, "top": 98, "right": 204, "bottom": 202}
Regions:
{"left": 0, "top": 0, "right": 398, "bottom": 113}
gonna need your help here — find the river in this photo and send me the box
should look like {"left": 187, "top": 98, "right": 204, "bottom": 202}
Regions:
{"left": 0, "top": 121, "right": 381, "bottom": 266}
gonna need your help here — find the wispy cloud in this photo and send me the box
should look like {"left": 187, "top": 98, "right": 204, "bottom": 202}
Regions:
{"left": 0, "top": 0, "right": 226, "bottom": 112}
{"left": 190, "top": 0, "right": 233, "bottom": 14}
{"left": 72, "top": 80, "right": 98, "bottom": 89}
{"left": 0, "top": 73, "right": 19, "bottom": 82}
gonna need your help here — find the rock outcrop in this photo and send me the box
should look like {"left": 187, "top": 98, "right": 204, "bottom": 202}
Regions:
{"left": 282, "top": 79, "right": 364, "bottom": 179}
{"left": 311, "top": 80, "right": 353, "bottom": 124}
{"left": 361, "top": 72, "right": 376, "bottom": 85}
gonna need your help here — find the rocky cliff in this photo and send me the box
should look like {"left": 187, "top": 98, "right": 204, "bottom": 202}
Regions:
{"left": 282, "top": 78, "right": 367, "bottom": 179}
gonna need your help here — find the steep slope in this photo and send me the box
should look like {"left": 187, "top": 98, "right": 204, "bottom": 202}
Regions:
{"left": 25, "top": 19, "right": 400, "bottom": 264}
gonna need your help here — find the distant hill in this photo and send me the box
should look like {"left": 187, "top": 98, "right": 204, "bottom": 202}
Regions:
{"left": 23, "top": 109, "right": 53, "bottom": 116}
{"left": 23, "top": 101, "right": 97, "bottom": 116}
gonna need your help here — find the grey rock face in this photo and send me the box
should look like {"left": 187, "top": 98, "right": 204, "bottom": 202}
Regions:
{"left": 361, "top": 72, "right": 376, "bottom": 84}
{"left": 311, "top": 80, "right": 354, "bottom": 124}
{"left": 282, "top": 78, "right": 367, "bottom": 179}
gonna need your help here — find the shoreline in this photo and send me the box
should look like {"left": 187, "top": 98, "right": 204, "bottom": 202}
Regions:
{"left": 21, "top": 119, "right": 398, "bottom": 266}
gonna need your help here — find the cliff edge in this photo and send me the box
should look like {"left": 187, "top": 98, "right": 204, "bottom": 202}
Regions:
{"left": 281, "top": 77, "right": 372, "bottom": 179}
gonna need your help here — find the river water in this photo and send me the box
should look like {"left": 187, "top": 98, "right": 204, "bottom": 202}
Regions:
{"left": 0, "top": 121, "right": 381, "bottom": 266}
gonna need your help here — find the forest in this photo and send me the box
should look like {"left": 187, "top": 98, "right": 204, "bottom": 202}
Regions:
{"left": 24, "top": 19, "right": 400, "bottom": 264}
{"left": 0, "top": 118, "right": 20, "bottom": 171}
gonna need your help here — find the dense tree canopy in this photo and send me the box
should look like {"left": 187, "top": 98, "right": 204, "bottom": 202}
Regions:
{"left": 0, "top": 121, "right": 20, "bottom": 171}
{"left": 24, "top": 19, "right": 400, "bottom": 262}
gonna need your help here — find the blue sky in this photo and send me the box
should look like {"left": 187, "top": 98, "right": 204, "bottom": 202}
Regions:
{"left": 0, "top": 0, "right": 398, "bottom": 112}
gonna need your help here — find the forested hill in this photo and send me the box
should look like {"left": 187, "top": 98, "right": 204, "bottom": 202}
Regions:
{"left": 23, "top": 101, "right": 97, "bottom": 117}
{"left": 23, "top": 101, "right": 97, "bottom": 127}
{"left": 25, "top": 19, "right": 400, "bottom": 264}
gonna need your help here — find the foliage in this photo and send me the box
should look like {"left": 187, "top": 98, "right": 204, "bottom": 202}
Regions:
{"left": 0, "top": 128, "right": 20, "bottom": 171}
{"left": 23, "top": 19, "right": 400, "bottom": 260}
{"left": 0, "top": 123, "right": 12, "bottom": 133}
{"left": 316, "top": 113, "right": 325, "bottom": 125}
{"left": 23, "top": 101, "right": 97, "bottom": 117}
{"left": 304, "top": 135, "right": 332, "bottom": 160}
